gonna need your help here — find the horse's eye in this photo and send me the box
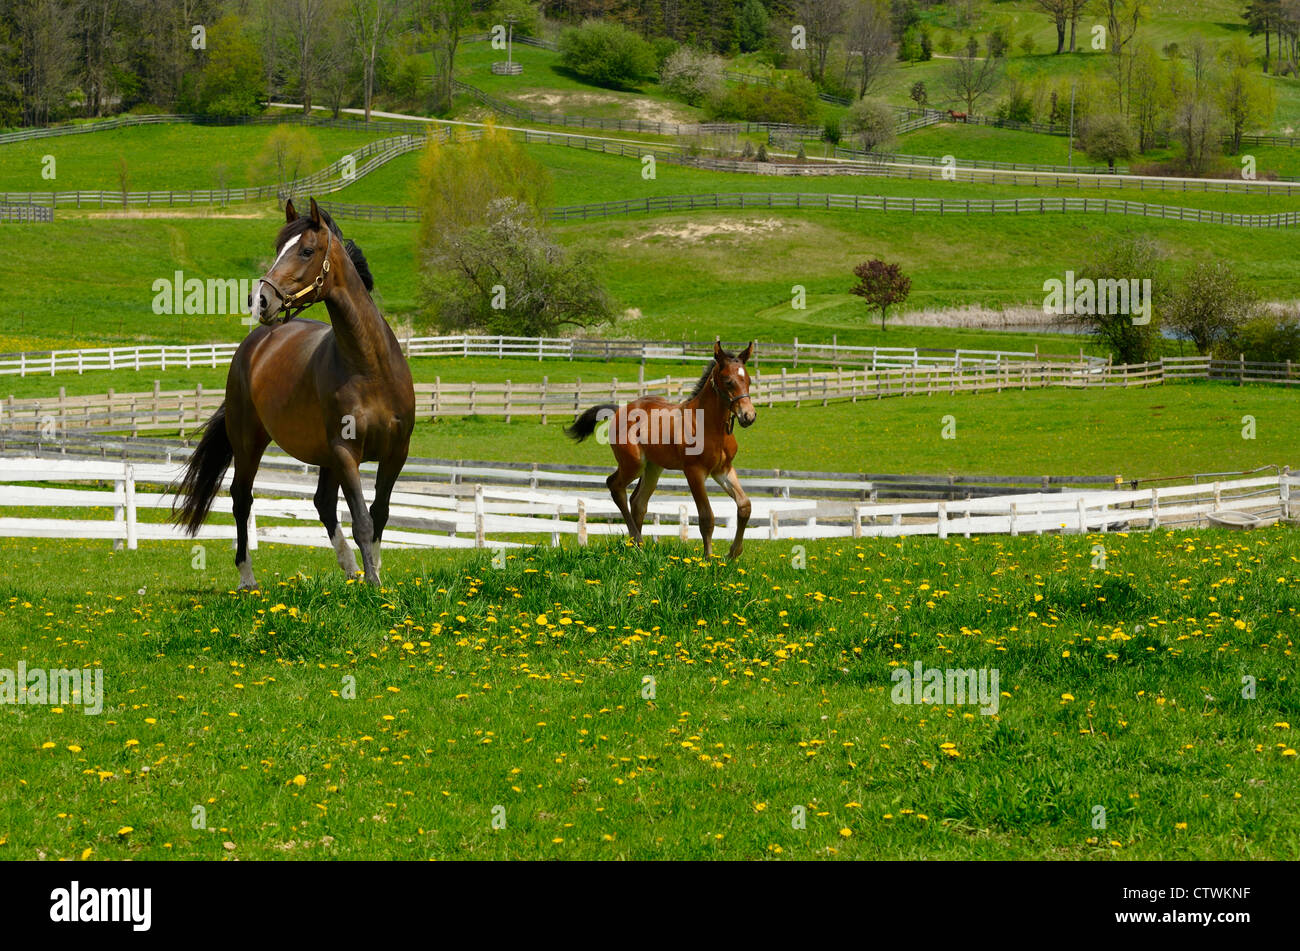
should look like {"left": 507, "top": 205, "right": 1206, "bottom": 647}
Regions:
{"left": 300, "top": 246, "right": 314, "bottom": 258}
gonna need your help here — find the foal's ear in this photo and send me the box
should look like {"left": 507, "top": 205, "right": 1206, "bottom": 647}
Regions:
{"left": 739, "top": 340, "right": 754, "bottom": 364}
{"left": 284, "top": 199, "right": 297, "bottom": 223}
{"left": 713, "top": 339, "right": 725, "bottom": 362}
{"left": 308, "top": 197, "right": 322, "bottom": 224}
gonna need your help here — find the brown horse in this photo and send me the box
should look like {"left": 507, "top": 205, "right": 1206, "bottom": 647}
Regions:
{"left": 171, "top": 197, "right": 415, "bottom": 588}
{"left": 566, "top": 340, "right": 757, "bottom": 560}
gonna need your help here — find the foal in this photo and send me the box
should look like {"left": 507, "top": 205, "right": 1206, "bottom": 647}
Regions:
{"left": 567, "top": 341, "right": 757, "bottom": 560}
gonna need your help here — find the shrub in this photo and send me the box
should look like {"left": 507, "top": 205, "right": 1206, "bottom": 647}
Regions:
{"left": 659, "top": 47, "right": 725, "bottom": 106}
{"left": 844, "top": 96, "right": 896, "bottom": 151}
{"left": 558, "top": 20, "right": 657, "bottom": 89}
{"left": 704, "top": 77, "right": 818, "bottom": 124}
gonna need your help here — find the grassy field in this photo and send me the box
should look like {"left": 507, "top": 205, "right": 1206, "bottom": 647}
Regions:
{"left": 0, "top": 124, "right": 393, "bottom": 194}
{"left": 1, "top": 530, "right": 1295, "bottom": 860}
{"left": 6, "top": 383, "right": 1291, "bottom": 482}
{"left": 3, "top": 203, "right": 1298, "bottom": 352}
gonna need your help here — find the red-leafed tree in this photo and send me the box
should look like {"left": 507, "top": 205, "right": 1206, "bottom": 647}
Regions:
{"left": 851, "top": 259, "right": 912, "bottom": 330}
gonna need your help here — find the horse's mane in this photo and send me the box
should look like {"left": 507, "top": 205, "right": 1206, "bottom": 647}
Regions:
{"left": 275, "top": 205, "right": 374, "bottom": 292}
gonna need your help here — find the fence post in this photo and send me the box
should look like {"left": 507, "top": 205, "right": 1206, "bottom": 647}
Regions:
{"left": 578, "top": 499, "right": 588, "bottom": 546}
{"left": 679, "top": 504, "right": 689, "bottom": 542}
{"left": 474, "top": 484, "right": 485, "bottom": 548}
{"left": 1076, "top": 497, "right": 1087, "bottom": 534}
{"left": 1282, "top": 467, "right": 1291, "bottom": 520}
{"left": 1009, "top": 502, "right": 1018, "bottom": 537}
{"left": 1150, "top": 489, "right": 1160, "bottom": 530}
{"left": 124, "top": 463, "right": 138, "bottom": 550}
{"left": 936, "top": 501, "right": 947, "bottom": 539}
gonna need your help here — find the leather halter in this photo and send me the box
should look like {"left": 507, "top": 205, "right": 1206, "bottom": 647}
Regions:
{"left": 258, "top": 224, "right": 332, "bottom": 324}
{"left": 710, "top": 361, "right": 748, "bottom": 434}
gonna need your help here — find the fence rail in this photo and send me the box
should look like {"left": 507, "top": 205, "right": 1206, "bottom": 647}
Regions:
{"left": 544, "top": 191, "right": 1300, "bottom": 227}
{"left": 0, "top": 203, "right": 52, "bottom": 222}
{"left": 2, "top": 457, "right": 1292, "bottom": 551}
{"left": 3, "top": 357, "right": 1294, "bottom": 435}
{"left": 0, "top": 334, "right": 1088, "bottom": 379}
{"left": 0, "top": 110, "right": 428, "bottom": 145}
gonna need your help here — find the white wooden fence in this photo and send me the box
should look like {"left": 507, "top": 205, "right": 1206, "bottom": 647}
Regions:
{"left": 0, "top": 335, "right": 1065, "bottom": 379}
{"left": 1, "top": 458, "right": 1292, "bottom": 552}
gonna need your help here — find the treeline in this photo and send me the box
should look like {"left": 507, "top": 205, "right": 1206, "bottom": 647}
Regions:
{"left": 0, "top": 0, "right": 527, "bottom": 128}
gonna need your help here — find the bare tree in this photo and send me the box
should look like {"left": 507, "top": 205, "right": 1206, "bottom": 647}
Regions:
{"left": 13, "top": 0, "right": 78, "bottom": 125}
{"left": 349, "top": 0, "right": 400, "bottom": 123}
{"left": 943, "top": 45, "right": 1002, "bottom": 114}
{"left": 841, "top": 0, "right": 894, "bottom": 97}
{"left": 1035, "top": 0, "right": 1068, "bottom": 54}
{"left": 424, "top": 0, "right": 470, "bottom": 114}
{"left": 283, "top": 0, "right": 329, "bottom": 114}
{"left": 794, "top": 0, "right": 847, "bottom": 85}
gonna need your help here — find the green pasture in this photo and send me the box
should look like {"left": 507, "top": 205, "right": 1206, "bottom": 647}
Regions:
{"left": 0, "top": 529, "right": 1295, "bottom": 860}
{"left": 0, "top": 124, "right": 394, "bottom": 194}
{"left": 3, "top": 203, "right": 1298, "bottom": 352}
{"left": 7, "top": 383, "right": 1292, "bottom": 483}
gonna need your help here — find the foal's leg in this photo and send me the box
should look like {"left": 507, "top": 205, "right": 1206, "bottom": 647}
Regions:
{"left": 369, "top": 445, "right": 409, "bottom": 579}
{"left": 332, "top": 445, "right": 379, "bottom": 585}
{"left": 630, "top": 461, "right": 663, "bottom": 539}
{"left": 314, "top": 466, "right": 358, "bottom": 577}
{"left": 713, "top": 467, "right": 752, "bottom": 562}
{"left": 684, "top": 466, "right": 715, "bottom": 558}
{"left": 607, "top": 447, "right": 643, "bottom": 544}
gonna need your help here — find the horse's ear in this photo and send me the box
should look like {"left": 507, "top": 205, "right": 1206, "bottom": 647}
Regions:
{"left": 284, "top": 199, "right": 297, "bottom": 222}
{"left": 739, "top": 340, "right": 754, "bottom": 364}
{"left": 308, "top": 197, "right": 322, "bottom": 224}
{"left": 713, "top": 339, "right": 725, "bottom": 362}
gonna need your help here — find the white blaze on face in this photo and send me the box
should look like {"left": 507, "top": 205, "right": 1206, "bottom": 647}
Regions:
{"left": 252, "top": 234, "right": 303, "bottom": 318}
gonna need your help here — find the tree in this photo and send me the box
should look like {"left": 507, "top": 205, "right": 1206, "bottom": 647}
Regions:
{"left": 1172, "top": 94, "right": 1223, "bottom": 175}
{"left": 425, "top": 0, "right": 472, "bottom": 114}
{"left": 1165, "top": 261, "right": 1256, "bottom": 354}
{"left": 421, "top": 197, "right": 614, "bottom": 335}
{"left": 1217, "top": 65, "right": 1275, "bottom": 152}
{"left": 1127, "top": 42, "right": 1169, "bottom": 151}
{"left": 660, "top": 46, "right": 725, "bottom": 106}
{"left": 1058, "top": 233, "right": 1165, "bottom": 364}
{"left": 794, "top": 0, "right": 847, "bottom": 84}
{"left": 844, "top": 95, "right": 896, "bottom": 150}
{"left": 842, "top": 0, "right": 895, "bottom": 98}
{"left": 737, "top": 0, "right": 771, "bottom": 52}
{"left": 851, "top": 259, "right": 911, "bottom": 330}
{"left": 1035, "top": 0, "right": 1068, "bottom": 54}
{"left": 197, "top": 15, "right": 266, "bottom": 117}
{"left": 348, "top": 0, "right": 400, "bottom": 123}
{"left": 282, "top": 0, "right": 332, "bottom": 115}
{"left": 1078, "top": 112, "right": 1135, "bottom": 169}
{"left": 943, "top": 44, "right": 1002, "bottom": 114}
{"left": 248, "top": 126, "right": 324, "bottom": 198}
{"left": 414, "top": 123, "right": 551, "bottom": 246}
{"left": 910, "top": 80, "right": 927, "bottom": 106}
{"left": 558, "top": 19, "right": 657, "bottom": 89}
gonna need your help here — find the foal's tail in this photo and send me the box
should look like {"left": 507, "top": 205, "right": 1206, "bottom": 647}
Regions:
{"left": 170, "top": 403, "right": 234, "bottom": 536}
{"left": 565, "top": 403, "right": 618, "bottom": 443}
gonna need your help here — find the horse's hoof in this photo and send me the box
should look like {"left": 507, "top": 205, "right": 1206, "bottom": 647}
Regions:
{"left": 238, "top": 583, "right": 260, "bottom": 592}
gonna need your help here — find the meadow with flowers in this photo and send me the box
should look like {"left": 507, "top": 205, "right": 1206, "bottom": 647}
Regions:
{"left": 1, "top": 527, "right": 1295, "bottom": 860}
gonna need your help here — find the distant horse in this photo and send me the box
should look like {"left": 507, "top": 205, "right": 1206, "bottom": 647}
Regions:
{"left": 948, "top": 110, "right": 969, "bottom": 122}
{"left": 566, "top": 341, "right": 757, "bottom": 560}
{"left": 171, "top": 198, "right": 415, "bottom": 588}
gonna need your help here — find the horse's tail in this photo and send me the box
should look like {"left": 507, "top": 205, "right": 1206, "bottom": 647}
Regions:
{"left": 170, "top": 403, "right": 233, "bottom": 536}
{"left": 565, "top": 403, "right": 617, "bottom": 443}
